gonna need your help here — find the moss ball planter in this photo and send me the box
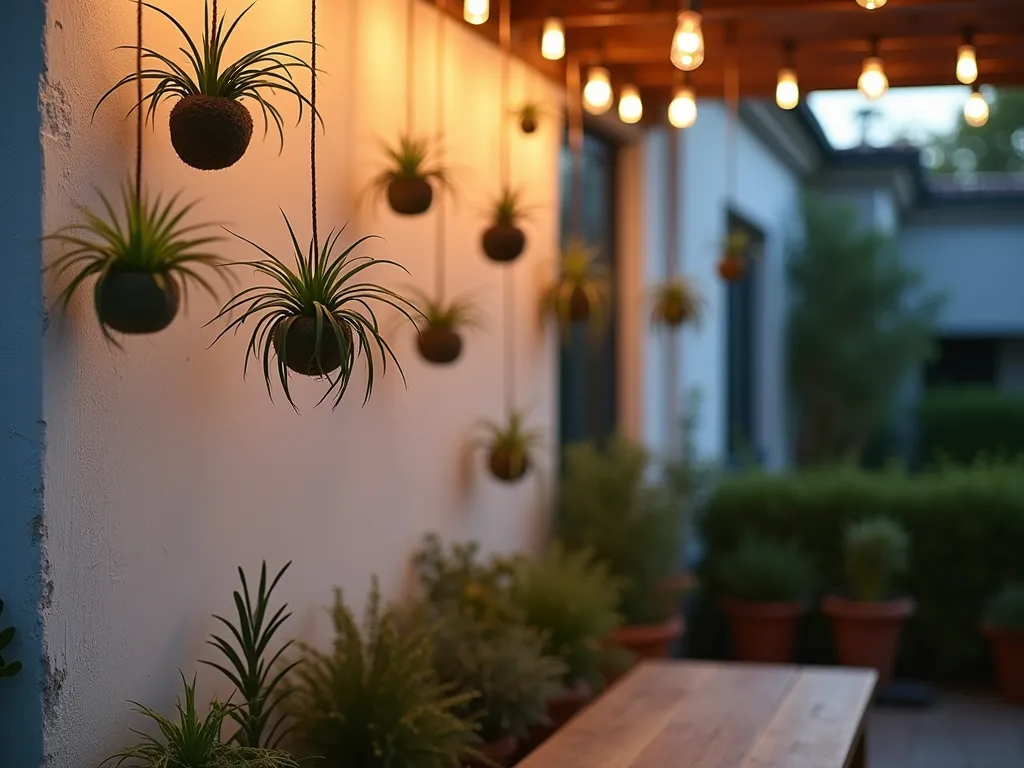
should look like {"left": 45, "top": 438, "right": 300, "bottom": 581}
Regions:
{"left": 720, "top": 598, "right": 807, "bottom": 664}
{"left": 386, "top": 177, "right": 434, "bottom": 216}
{"left": 417, "top": 325, "right": 463, "bottom": 365}
{"left": 272, "top": 316, "right": 351, "bottom": 377}
{"left": 567, "top": 285, "right": 593, "bottom": 323}
{"left": 482, "top": 224, "right": 527, "bottom": 263}
{"left": 520, "top": 114, "right": 538, "bottom": 134}
{"left": 95, "top": 268, "right": 181, "bottom": 335}
{"left": 488, "top": 446, "right": 530, "bottom": 483}
{"left": 169, "top": 95, "right": 255, "bottom": 171}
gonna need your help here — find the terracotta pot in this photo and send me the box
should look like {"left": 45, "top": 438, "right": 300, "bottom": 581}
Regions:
{"left": 95, "top": 269, "right": 180, "bottom": 334}
{"left": 272, "top": 316, "right": 350, "bottom": 377}
{"left": 720, "top": 597, "right": 807, "bottom": 664}
{"left": 387, "top": 177, "right": 433, "bottom": 215}
{"left": 717, "top": 254, "right": 747, "bottom": 282}
{"left": 524, "top": 682, "right": 594, "bottom": 751}
{"left": 488, "top": 445, "right": 530, "bottom": 483}
{"left": 822, "top": 595, "right": 915, "bottom": 687}
{"left": 169, "top": 95, "right": 253, "bottom": 171}
{"left": 482, "top": 224, "right": 526, "bottom": 263}
{"left": 609, "top": 614, "right": 685, "bottom": 662}
{"left": 417, "top": 325, "right": 463, "bottom": 364}
{"left": 463, "top": 736, "right": 519, "bottom": 768}
{"left": 983, "top": 625, "right": 1024, "bottom": 705}
{"left": 520, "top": 113, "right": 538, "bottom": 134}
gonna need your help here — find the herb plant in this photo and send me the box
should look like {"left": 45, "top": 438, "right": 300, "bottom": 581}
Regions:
{"left": 0, "top": 599, "right": 22, "bottom": 680}
{"left": 717, "top": 536, "right": 817, "bottom": 604}
{"left": 843, "top": 517, "right": 910, "bottom": 602}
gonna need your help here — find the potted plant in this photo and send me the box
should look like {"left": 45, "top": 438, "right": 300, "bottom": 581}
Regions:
{"left": 46, "top": 184, "right": 222, "bottom": 341}
{"left": 982, "top": 583, "right": 1024, "bottom": 704}
{"left": 717, "top": 230, "right": 751, "bottom": 282}
{"left": 287, "top": 581, "right": 479, "bottom": 767}
{"left": 370, "top": 134, "right": 451, "bottom": 216}
{"left": 411, "top": 290, "right": 483, "bottom": 365}
{"left": 0, "top": 599, "right": 22, "bottom": 680}
{"left": 555, "top": 436, "right": 690, "bottom": 664}
{"left": 716, "top": 536, "right": 816, "bottom": 663}
{"left": 101, "top": 673, "right": 299, "bottom": 767}
{"left": 480, "top": 411, "right": 543, "bottom": 483}
{"left": 543, "top": 239, "right": 611, "bottom": 335}
{"left": 516, "top": 102, "right": 543, "bottom": 135}
{"left": 97, "top": 1, "right": 316, "bottom": 171}
{"left": 210, "top": 214, "right": 419, "bottom": 410}
{"left": 823, "top": 517, "right": 914, "bottom": 687}
{"left": 650, "top": 276, "right": 703, "bottom": 328}
{"left": 481, "top": 186, "right": 529, "bottom": 264}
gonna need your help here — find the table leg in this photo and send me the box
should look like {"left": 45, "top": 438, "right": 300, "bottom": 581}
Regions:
{"left": 851, "top": 727, "right": 867, "bottom": 768}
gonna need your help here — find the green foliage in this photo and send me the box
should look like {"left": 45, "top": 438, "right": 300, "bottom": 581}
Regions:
{"left": 650, "top": 276, "right": 703, "bottom": 328}
{"left": 984, "top": 584, "right": 1024, "bottom": 630}
{"left": 929, "top": 88, "right": 1024, "bottom": 174}
{"left": 409, "top": 290, "right": 483, "bottom": 332}
{"left": 490, "top": 186, "right": 528, "bottom": 227}
{"left": 508, "top": 545, "right": 622, "bottom": 687}
{"left": 787, "top": 196, "right": 943, "bottom": 465}
{"left": 288, "top": 582, "right": 478, "bottom": 767}
{"left": 370, "top": 134, "right": 450, "bottom": 189}
{"left": 210, "top": 213, "right": 419, "bottom": 410}
{"left": 101, "top": 672, "right": 298, "bottom": 767}
{"left": 201, "top": 562, "right": 298, "bottom": 749}
{"left": 544, "top": 239, "right": 611, "bottom": 335}
{"left": 918, "top": 386, "right": 1024, "bottom": 466}
{"left": 716, "top": 536, "right": 816, "bottom": 604}
{"left": 555, "top": 436, "right": 688, "bottom": 625}
{"left": 97, "top": 1, "right": 316, "bottom": 150}
{"left": 843, "top": 517, "right": 910, "bottom": 602}
{"left": 0, "top": 599, "right": 22, "bottom": 680}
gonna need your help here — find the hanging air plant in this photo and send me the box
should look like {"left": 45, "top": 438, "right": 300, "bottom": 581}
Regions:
{"left": 650, "top": 276, "right": 704, "bottom": 328}
{"left": 481, "top": 186, "right": 529, "bottom": 264}
{"left": 543, "top": 239, "right": 611, "bottom": 335}
{"left": 516, "top": 102, "right": 544, "bottom": 135}
{"left": 718, "top": 230, "right": 751, "bottom": 282}
{"left": 370, "top": 134, "right": 451, "bottom": 216}
{"left": 411, "top": 290, "right": 483, "bottom": 366}
{"left": 96, "top": 1, "right": 316, "bottom": 171}
{"left": 210, "top": 215, "right": 419, "bottom": 410}
{"left": 45, "top": 183, "right": 222, "bottom": 341}
{"left": 481, "top": 411, "right": 542, "bottom": 483}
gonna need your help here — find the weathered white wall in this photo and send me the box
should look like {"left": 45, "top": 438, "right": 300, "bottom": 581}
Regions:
{"left": 40, "top": 0, "right": 561, "bottom": 764}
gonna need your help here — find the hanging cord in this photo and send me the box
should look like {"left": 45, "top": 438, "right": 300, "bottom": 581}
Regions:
{"left": 504, "top": 262, "right": 516, "bottom": 411}
{"left": 134, "top": 0, "right": 143, "bottom": 204}
{"left": 499, "top": 0, "right": 515, "bottom": 414}
{"left": 566, "top": 54, "right": 583, "bottom": 238}
{"left": 724, "top": 20, "right": 739, "bottom": 205}
{"left": 434, "top": 0, "right": 447, "bottom": 301}
{"left": 310, "top": 0, "right": 319, "bottom": 253}
{"left": 406, "top": 0, "right": 415, "bottom": 134}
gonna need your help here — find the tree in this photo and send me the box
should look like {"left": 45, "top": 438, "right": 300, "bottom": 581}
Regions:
{"left": 930, "top": 88, "right": 1024, "bottom": 174}
{"left": 787, "top": 197, "right": 944, "bottom": 466}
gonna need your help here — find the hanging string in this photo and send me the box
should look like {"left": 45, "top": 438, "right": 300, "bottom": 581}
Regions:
{"left": 134, "top": 0, "right": 143, "bottom": 204}
{"left": 725, "top": 21, "right": 740, "bottom": 204}
{"left": 310, "top": 0, "right": 319, "bottom": 253}
{"left": 504, "top": 262, "right": 516, "bottom": 411}
{"left": 407, "top": 0, "right": 415, "bottom": 135}
{"left": 434, "top": 0, "right": 447, "bottom": 301}
{"left": 499, "top": 0, "right": 515, "bottom": 414}
{"left": 566, "top": 54, "right": 584, "bottom": 238}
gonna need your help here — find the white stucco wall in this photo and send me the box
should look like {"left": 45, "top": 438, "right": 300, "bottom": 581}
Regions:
{"left": 39, "top": 1, "right": 560, "bottom": 764}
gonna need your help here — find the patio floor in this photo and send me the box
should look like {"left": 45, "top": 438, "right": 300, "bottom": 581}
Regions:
{"left": 869, "top": 690, "right": 1024, "bottom": 768}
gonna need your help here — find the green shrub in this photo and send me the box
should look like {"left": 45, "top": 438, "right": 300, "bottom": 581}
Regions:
{"left": 918, "top": 386, "right": 1024, "bottom": 465}
{"left": 843, "top": 518, "right": 909, "bottom": 601}
{"left": 984, "top": 584, "right": 1024, "bottom": 630}
{"left": 717, "top": 536, "right": 816, "bottom": 603}
{"left": 696, "top": 465, "right": 1024, "bottom": 681}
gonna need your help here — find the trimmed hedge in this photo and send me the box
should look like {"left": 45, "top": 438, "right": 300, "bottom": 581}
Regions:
{"left": 691, "top": 465, "right": 1024, "bottom": 682}
{"left": 918, "top": 386, "right": 1024, "bottom": 466}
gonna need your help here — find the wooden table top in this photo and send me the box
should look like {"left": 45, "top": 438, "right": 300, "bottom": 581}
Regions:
{"left": 518, "top": 661, "right": 878, "bottom": 768}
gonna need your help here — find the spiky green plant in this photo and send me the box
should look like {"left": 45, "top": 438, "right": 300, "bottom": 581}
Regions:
{"left": 490, "top": 186, "right": 528, "bottom": 227}
{"left": 481, "top": 410, "right": 544, "bottom": 478}
{"left": 96, "top": 1, "right": 316, "bottom": 150}
{"left": 650, "top": 276, "right": 704, "bottom": 328}
{"left": 717, "top": 536, "right": 817, "bottom": 604}
{"left": 100, "top": 672, "right": 299, "bottom": 768}
{"left": 369, "top": 134, "right": 450, "bottom": 195}
{"left": 0, "top": 599, "right": 22, "bottom": 680}
{"left": 843, "top": 517, "right": 910, "bottom": 602}
{"left": 409, "top": 289, "right": 483, "bottom": 333}
{"left": 210, "top": 213, "right": 419, "bottom": 410}
{"left": 45, "top": 183, "right": 222, "bottom": 341}
{"left": 544, "top": 239, "right": 611, "bottom": 335}
{"left": 287, "top": 581, "right": 479, "bottom": 767}
{"left": 202, "top": 562, "right": 298, "bottom": 750}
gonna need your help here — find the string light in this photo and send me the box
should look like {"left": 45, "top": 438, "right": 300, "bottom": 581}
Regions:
{"left": 956, "top": 34, "right": 978, "bottom": 85}
{"left": 858, "top": 40, "right": 888, "bottom": 100}
{"left": 964, "top": 85, "right": 989, "bottom": 127}
{"left": 856, "top": 0, "right": 887, "bottom": 8}
{"left": 541, "top": 16, "right": 565, "bottom": 60}
{"left": 668, "top": 85, "right": 697, "bottom": 128}
{"left": 464, "top": 0, "right": 488, "bottom": 25}
{"left": 618, "top": 84, "right": 643, "bottom": 124}
{"left": 583, "top": 66, "right": 613, "bottom": 115}
{"left": 776, "top": 43, "right": 799, "bottom": 110}
{"left": 670, "top": 10, "right": 704, "bottom": 71}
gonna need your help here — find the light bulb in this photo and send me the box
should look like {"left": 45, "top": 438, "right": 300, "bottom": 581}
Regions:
{"left": 956, "top": 44, "right": 978, "bottom": 85}
{"left": 858, "top": 57, "right": 888, "bottom": 100}
{"left": 856, "top": 0, "right": 887, "bottom": 8}
{"left": 670, "top": 11, "right": 704, "bottom": 71}
{"left": 965, "top": 89, "right": 989, "bottom": 127}
{"left": 464, "top": 0, "right": 488, "bottom": 25}
{"left": 776, "top": 68, "right": 800, "bottom": 110}
{"left": 668, "top": 85, "right": 697, "bottom": 129}
{"left": 541, "top": 16, "right": 565, "bottom": 60}
{"left": 583, "top": 66, "right": 613, "bottom": 115}
{"left": 618, "top": 84, "right": 643, "bottom": 124}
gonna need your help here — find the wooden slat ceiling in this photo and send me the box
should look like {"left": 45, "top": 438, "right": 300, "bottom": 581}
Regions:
{"left": 446, "top": 0, "right": 1024, "bottom": 116}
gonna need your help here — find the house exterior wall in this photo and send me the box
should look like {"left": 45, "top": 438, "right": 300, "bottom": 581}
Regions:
{"left": 37, "top": 1, "right": 561, "bottom": 765}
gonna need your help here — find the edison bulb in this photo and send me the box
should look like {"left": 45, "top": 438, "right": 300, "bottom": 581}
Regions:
{"left": 965, "top": 89, "right": 989, "bottom": 127}
{"left": 541, "top": 16, "right": 565, "bottom": 60}
{"left": 583, "top": 67, "right": 613, "bottom": 115}
{"left": 858, "top": 57, "right": 888, "bottom": 100}
{"left": 668, "top": 86, "right": 697, "bottom": 129}
{"left": 670, "top": 11, "right": 704, "bottom": 71}
{"left": 618, "top": 84, "right": 643, "bottom": 124}
{"left": 464, "top": 0, "right": 488, "bottom": 25}
{"left": 956, "top": 45, "right": 978, "bottom": 85}
{"left": 776, "top": 68, "right": 800, "bottom": 110}
{"left": 856, "top": 0, "right": 887, "bottom": 8}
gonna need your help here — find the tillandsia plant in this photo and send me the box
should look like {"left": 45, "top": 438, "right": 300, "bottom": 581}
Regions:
{"left": 481, "top": 186, "right": 530, "bottom": 264}
{"left": 843, "top": 517, "right": 910, "bottom": 602}
{"left": 0, "top": 599, "right": 23, "bottom": 680}
{"left": 96, "top": 1, "right": 317, "bottom": 171}
{"left": 287, "top": 581, "right": 479, "bottom": 767}
{"left": 650, "top": 276, "right": 704, "bottom": 329}
{"left": 202, "top": 562, "right": 298, "bottom": 749}
{"left": 410, "top": 289, "right": 483, "bottom": 366}
{"left": 369, "top": 134, "right": 451, "bottom": 216}
{"left": 543, "top": 239, "right": 611, "bottom": 337}
{"left": 718, "top": 229, "right": 752, "bottom": 282}
{"left": 210, "top": 214, "right": 420, "bottom": 410}
{"left": 516, "top": 102, "right": 543, "bottom": 135}
{"left": 100, "top": 672, "right": 299, "bottom": 768}
{"left": 45, "top": 183, "right": 222, "bottom": 342}
{"left": 480, "top": 410, "right": 543, "bottom": 483}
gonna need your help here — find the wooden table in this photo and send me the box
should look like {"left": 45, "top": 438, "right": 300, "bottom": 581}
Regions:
{"left": 518, "top": 661, "right": 877, "bottom": 768}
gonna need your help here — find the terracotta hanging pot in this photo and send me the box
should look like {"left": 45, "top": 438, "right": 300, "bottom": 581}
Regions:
{"left": 417, "top": 325, "right": 463, "bottom": 365}
{"left": 273, "top": 316, "right": 351, "bottom": 377}
{"left": 169, "top": 95, "right": 254, "bottom": 171}
{"left": 823, "top": 595, "right": 916, "bottom": 687}
{"left": 463, "top": 736, "right": 519, "bottom": 768}
{"left": 387, "top": 177, "right": 434, "bottom": 215}
{"left": 95, "top": 268, "right": 180, "bottom": 334}
{"left": 717, "top": 254, "right": 747, "bottom": 282}
{"left": 720, "top": 598, "right": 808, "bottom": 664}
{"left": 983, "top": 625, "right": 1024, "bottom": 705}
{"left": 488, "top": 445, "right": 530, "bottom": 483}
{"left": 482, "top": 224, "right": 526, "bottom": 263}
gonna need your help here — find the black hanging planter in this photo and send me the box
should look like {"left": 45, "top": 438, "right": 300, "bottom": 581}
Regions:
{"left": 417, "top": 325, "right": 463, "bottom": 365}
{"left": 273, "top": 316, "right": 351, "bottom": 377}
{"left": 95, "top": 268, "right": 180, "bottom": 334}
{"left": 169, "top": 95, "right": 254, "bottom": 171}
{"left": 488, "top": 445, "right": 530, "bottom": 483}
{"left": 387, "top": 177, "right": 434, "bottom": 215}
{"left": 482, "top": 224, "right": 526, "bottom": 263}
